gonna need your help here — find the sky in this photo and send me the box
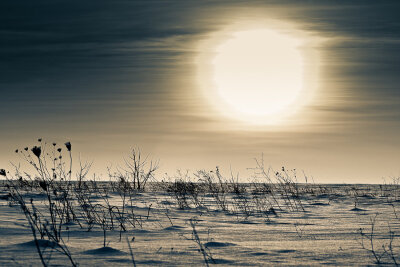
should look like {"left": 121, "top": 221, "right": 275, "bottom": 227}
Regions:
{"left": 1, "top": 1, "right": 399, "bottom": 183}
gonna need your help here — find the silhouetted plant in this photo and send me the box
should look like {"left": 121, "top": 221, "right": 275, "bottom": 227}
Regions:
{"left": 123, "top": 148, "right": 158, "bottom": 190}
{"left": 358, "top": 214, "right": 400, "bottom": 265}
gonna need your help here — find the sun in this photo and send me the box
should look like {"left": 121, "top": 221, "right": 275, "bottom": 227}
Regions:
{"left": 197, "top": 24, "right": 316, "bottom": 125}
{"left": 214, "top": 29, "right": 303, "bottom": 116}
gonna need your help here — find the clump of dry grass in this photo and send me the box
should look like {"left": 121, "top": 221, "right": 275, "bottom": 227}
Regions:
{"left": 2, "top": 140, "right": 160, "bottom": 266}
{"left": 164, "top": 156, "right": 310, "bottom": 222}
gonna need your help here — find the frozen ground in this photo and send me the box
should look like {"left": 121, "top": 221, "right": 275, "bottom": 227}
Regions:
{"left": 1, "top": 184, "right": 400, "bottom": 266}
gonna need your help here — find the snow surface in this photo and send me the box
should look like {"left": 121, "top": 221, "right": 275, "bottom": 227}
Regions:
{"left": 1, "top": 184, "right": 400, "bottom": 266}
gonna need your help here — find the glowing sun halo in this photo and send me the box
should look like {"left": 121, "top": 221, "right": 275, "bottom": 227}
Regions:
{"left": 198, "top": 26, "right": 311, "bottom": 125}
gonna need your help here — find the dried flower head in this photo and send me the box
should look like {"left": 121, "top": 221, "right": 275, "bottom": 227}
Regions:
{"left": 52, "top": 142, "right": 57, "bottom": 146}
{"left": 15, "top": 149, "right": 18, "bottom": 153}
{"left": 31, "top": 146, "right": 41, "bottom": 158}
{"left": 0, "top": 169, "right": 6, "bottom": 176}
{"left": 24, "top": 147, "right": 28, "bottom": 151}
{"left": 57, "top": 148, "right": 62, "bottom": 153}
{"left": 65, "top": 142, "right": 71, "bottom": 151}
{"left": 38, "top": 138, "right": 42, "bottom": 142}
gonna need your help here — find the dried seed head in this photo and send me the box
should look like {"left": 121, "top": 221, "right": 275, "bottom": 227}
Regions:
{"left": 31, "top": 146, "right": 42, "bottom": 158}
{"left": 65, "top": 142, "right": 71, "bottom": 151}
{"left": 0, "top": 169, "right": 6, "bottom": 176}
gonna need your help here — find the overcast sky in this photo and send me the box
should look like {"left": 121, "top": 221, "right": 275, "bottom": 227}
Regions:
{"left": 1, "top": 1, "right": 399, "bottom": 183}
